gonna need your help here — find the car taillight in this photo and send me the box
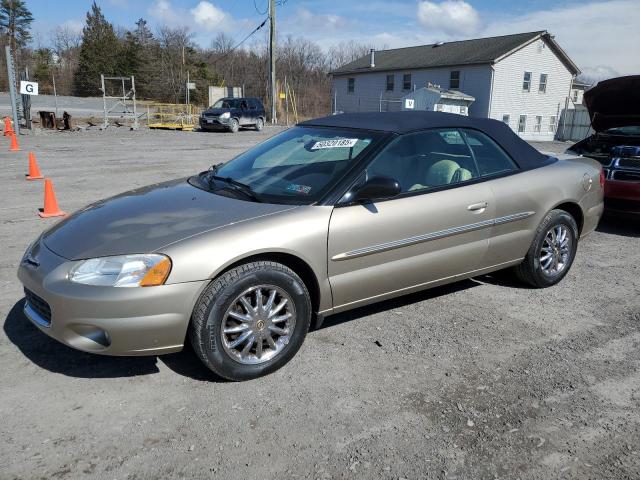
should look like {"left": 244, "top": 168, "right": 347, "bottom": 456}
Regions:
{"left": 599, "top": 169, "right": 606, "bottom": 187}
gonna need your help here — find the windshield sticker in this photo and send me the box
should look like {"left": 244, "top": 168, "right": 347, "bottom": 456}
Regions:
{"left": 286, "top": 183, "right": 312, "bottom": 195}
{"left": 310, "top": 138, "right": 359, "bottom": 150}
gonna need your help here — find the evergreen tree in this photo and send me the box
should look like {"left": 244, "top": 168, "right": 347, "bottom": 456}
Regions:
{"left": 73, "top": 1, "right": 121, "bottom": 96}
{"left": 0, "top": 0, "right": 33, "bottom": 52}
{"left": 33, "top": 48, "right": 54, "bottom": 82}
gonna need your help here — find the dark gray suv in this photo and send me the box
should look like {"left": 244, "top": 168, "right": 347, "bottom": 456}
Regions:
{"left": 199, "top": 97, "right": 266, "bottom": 133}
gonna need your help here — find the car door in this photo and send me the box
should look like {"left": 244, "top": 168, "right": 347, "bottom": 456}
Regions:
{"left": 327, "top": 129, "right": 496, "bottom": 311}
{"left": 458, "top": 128, "right": 538, "bottom": 266}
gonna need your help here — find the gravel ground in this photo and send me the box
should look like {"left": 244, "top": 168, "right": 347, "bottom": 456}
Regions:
{"left": 0, "top": 128, "right": 639, "bottom": 480}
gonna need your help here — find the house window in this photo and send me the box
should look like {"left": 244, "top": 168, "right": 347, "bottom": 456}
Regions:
{"left": 539, "top": 74, "right": 547, "bottom": 93}
{"left": 549, "top": 115, "right": 557, "bottom": 133}
{"left": 460, "top": 105, "right": 467, "bottom": 115}
{"left": 502, "top": 114, "right": 510, "bottom": 125}
{"left": 403, "top": 73, "right": 411, "bottom": 90}
{"left": 534, "top": 115, "right": 542, "bottom": 133}
{"left": 436, "top": 104, "right": 444, "bottom": 112}
{"left": 449, "top": 70, "right": 460, "bottom": 89}
{"left": 572, "top": 90, "right": 579, "bottom": 103}
{"left": 523, "top": 72, "right": 531, "bottom": 92}
{"left": 347, "top": 77, "right": 355, "bottom": 93}
{"left": 386, "top": 74, "right": 394, "bottom": 91}
{"left": 518, "top": 115, "right": 527, "bottom": 133}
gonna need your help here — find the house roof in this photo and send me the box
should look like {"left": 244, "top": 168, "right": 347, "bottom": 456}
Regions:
{"left": 330, "top": 31, "right": 580, "bottom": 76}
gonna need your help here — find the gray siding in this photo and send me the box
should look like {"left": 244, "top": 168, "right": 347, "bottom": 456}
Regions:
{"left": 331, "top": 64, "right": 492, "bottom": 117}
{"left": 490, "top": 38, "right": 573, "bottom": 141}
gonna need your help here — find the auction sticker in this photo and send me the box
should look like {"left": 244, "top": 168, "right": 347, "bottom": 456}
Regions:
{"left": 310, "top": 138, "right": 358, "bottom": 150}
{"left": 286, "top": 183, "right": 312, "bottom": 194}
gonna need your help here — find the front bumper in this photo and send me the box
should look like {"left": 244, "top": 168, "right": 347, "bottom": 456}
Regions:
{"left": 199, "top": 116, "right": 230, "bottom": 130}
{"left": 604, "top": 179, "right": 640, "bottom": 216}
{"left": 17, "top": 241, "right": 207, "bottom": 356}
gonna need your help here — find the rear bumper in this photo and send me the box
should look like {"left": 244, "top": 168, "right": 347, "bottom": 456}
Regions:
{"left": 604, "top": 179, "right": 640, "bottom": 215}
{"left": 17, "top": 241, "right": 207, "bottom": 356}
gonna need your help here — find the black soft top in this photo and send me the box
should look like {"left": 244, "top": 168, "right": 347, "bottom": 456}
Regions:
{"left": 299, "top": 111, "right": 554, "bottom": 171}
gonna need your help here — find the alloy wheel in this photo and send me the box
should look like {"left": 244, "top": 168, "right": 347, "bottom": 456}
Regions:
{"left": 221, "top": 285, "right": 296, "bottom": 365}
{"left": 539, "top": 225, "right": 572, "bottom": 276}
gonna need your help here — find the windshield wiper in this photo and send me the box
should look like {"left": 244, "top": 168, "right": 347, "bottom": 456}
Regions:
{"left": 208, "top": 174, "right": 262, "bottom": 202}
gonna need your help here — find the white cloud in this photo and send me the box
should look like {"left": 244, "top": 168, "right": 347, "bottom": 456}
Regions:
{"left": 481, "top": 0, "right": 640, "bottom": 77}
{"left": 148, "top": 0, "right": 177, "bottom": 25}
{"left": 61, "top": 19, "right": 84, "bottom": 35}
{"left": 287, "top": 7, "right": 347, "bottom": 32}
{"left": 417, "top": 1, "right": 481, "bottom": 36}
{"left": 190, "top": 1, "right": 229, "bottom": 30}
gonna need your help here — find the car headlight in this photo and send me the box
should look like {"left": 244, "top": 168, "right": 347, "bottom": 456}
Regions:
{"left": 68, "top": 254, "right": 172, "bottom": 287}
{"left": 219, "top": 112, "right": 230, "bottom": 119}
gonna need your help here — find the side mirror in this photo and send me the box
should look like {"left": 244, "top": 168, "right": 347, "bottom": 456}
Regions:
{"left": 352, "top": 176, "right": 401, "bottom": 203}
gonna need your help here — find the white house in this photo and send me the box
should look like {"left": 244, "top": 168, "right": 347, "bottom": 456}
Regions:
{"left": 330, "top": 31, "right": 580, "bottom": 141}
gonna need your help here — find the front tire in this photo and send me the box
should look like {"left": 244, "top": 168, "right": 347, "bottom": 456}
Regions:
{"left": 190, "top": 261, "right": 311, "bottom": 381}
{"left": 227, "top": 118, "right": 239, "bottom": 133}
{"left": 514, "top": 209, "right": 579, "bottom": 288}
{"left": 255, "top": 117, "right": 264, "bottom": 131}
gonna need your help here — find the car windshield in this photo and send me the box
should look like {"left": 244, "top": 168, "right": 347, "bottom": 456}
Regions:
{"left": 192, "top": 126, "right": 382, "bottom": 205}
{"left": 603, "top": 126, "right": 640, "bottom": 135}
{"left": 212, "top": 99, "right": 240, "bottom": 109}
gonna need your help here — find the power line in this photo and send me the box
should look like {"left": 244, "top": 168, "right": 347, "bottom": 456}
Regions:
{"left": 254, "top": 0, "right": 268, "bottom": 15}
{"left": 212, "top": 17, "right": 268, "bottom": 65}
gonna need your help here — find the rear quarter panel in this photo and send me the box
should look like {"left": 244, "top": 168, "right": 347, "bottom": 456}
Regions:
{"left": 486, "top": 156, "right": 603, "bottom": 264}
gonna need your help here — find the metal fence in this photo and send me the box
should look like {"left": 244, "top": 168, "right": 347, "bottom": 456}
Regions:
{"left": 557, "top": 106, "right": 593, "bottom": 142}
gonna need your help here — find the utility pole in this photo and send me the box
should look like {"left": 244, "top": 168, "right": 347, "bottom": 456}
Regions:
{"left": 5, "top": 45, "right": 20, "bottom": 135}
{"left": 269, "top": 0, "right": 277, "bottom": 124}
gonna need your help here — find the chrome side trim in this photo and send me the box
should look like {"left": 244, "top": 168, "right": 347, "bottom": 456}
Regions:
{"left": 24, "top": 301, "right": 51, "bottom": 328}
{"left": 331, "top": 211, "right": 535, "bottom": 261}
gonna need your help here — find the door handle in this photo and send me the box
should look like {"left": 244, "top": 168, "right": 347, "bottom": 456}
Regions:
{"left": 468, "top": 202, "right": 488, "bottom": 212}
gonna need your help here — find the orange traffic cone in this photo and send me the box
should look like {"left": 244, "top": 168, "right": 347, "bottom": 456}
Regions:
{"left": 9, "top": 132, "right": 20, "bottom": 151}
{"left": 26, "top": 152, "right": 44, "bottom": 180}
{"left": 38, "top": 179, "right": 66, "bottom": 218}
{"left": 4, "top": 117, "right": 14, "bottom": 136}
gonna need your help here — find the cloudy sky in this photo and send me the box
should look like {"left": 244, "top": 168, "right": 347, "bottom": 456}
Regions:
{"left": 29, "top": 0, "right": 640, "bottom": 79}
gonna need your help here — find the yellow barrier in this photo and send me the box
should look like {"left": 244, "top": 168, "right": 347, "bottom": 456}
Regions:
{"left": 147, "top": 103, "right": 200, "bottom": 131}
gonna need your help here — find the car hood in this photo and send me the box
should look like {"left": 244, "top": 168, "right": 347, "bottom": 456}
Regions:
{"left": 203, "top": 108, "right": 230, "bottom": 115}
{"left": 584, "top": 75, "right": 640, "bottom": 132}
{"left": 42, "top": 179, "right": 296, "bottom": 260}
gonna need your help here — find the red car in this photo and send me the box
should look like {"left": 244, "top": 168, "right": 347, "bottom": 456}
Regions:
{"left": 567, "top": 76, "right": 640, "bottom": 217}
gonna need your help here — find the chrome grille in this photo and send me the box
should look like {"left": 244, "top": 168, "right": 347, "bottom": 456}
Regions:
{"left": 24, "top": 288, "right": 52, "bottom": 326}
{"left": 617, "top": 157, "right": 640, "bottom": 170}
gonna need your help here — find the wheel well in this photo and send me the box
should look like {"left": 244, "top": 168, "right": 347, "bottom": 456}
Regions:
{"left": 217, "top": 253, "right": 321, "bottom": 314}
{"left": 555, "top": 202, "right": 584, "bottom": 234}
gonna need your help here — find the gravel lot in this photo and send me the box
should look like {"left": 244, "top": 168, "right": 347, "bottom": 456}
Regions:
{"left": 1, "top": 127, "right": 639, "bottom": 480}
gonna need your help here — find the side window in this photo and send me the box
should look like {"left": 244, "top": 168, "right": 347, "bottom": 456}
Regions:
{"left": 347, "top": 78, "right": 355, "bottom": 93}
{"left": 523, "top": 72, "right": 531, "bottom": 92}
{"left": 365, "top": 129, "right": 478, "bottom": 194}
{"left": 386, "top": 74, "right": 394, "bottom": 91}
{"left": 403, "top": 73, "right": 411, "bottom": 90}
{"left": 449, "top": 70, "right": 460, "bottom": 89}
{"left": 461, "top": 129, "right": 518, "bottom": 176}
{"left": 248, "top": 100, "right": 257, "bottom": 110}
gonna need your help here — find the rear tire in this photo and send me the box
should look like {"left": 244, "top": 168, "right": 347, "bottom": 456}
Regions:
{"left": 514, "top": 209, "right": 579, "bottom": 288}
{"left": 228, "top": 118, "right": 239, "bottom": 133}
{"left": 190, "top": 261, "right": 311, "bottom": 381}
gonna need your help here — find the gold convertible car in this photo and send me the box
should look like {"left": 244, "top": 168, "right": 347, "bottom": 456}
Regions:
{"left": 18, "top": 112, "right": 604, "bottom": 380}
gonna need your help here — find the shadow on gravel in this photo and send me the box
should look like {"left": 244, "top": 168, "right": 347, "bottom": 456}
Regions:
{"left": 596, "top": 215, "right": 640, "bottom": 238}
{"left": 318, "top": 279, "right": 479, "bottom": 330}
{"left": 4, "top": 298, "right": 221, "bottom": 382}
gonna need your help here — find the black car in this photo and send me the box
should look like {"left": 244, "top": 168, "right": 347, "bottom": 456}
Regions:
{"left": 199, "top": 97, "right": 266, "bottom": 133}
